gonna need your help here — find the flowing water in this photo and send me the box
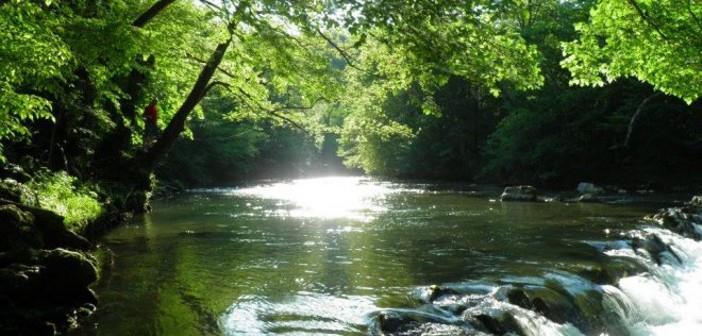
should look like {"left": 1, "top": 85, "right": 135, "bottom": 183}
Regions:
{"left": 85, "top": 177, "right": 702, "bottom": 335}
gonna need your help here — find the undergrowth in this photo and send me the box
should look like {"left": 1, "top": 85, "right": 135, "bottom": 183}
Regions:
{"left": 26, "top": 170, "right": 103, "bottom": 232}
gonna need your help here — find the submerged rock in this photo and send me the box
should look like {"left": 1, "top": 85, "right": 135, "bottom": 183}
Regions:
{"left": 573, "top": 193, "right": 601, "bottom": 203}
{"left": 500, "top": 186, "right": 539, "bottom": 202}
{"left": 471, "top": 312, "right": 524, "bottom": 335}
{"left": 632, "top": 234, "right": 682, "bottom": 265}
{"left": 576, "top": 182, "right": 604, "bottom": 195}
{"left": 377, "top": 310, "right": 416, "bottom": 333}
{"left": 373, "top": 307, "right": 463, "bottom": 335}
{"left": 424, "top": 284, "right": 460, "bottom": 302}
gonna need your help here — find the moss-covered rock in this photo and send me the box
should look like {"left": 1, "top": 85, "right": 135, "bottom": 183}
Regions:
{"left": 41, "top": 248, "right": 98, "bottom": 289}
{"left": 0, "top": 178, "right": 36, "bottom": 204}
{"left": 0, "top": 204, "right": 42, "bottom": 252}
{"left": 11, "top": 202, "right": 92, "bottom": 250}
{"left": 0, "top": 202, "right": 98, "bottom": 335}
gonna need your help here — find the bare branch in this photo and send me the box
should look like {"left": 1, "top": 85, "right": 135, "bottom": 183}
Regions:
{"left": 624, "top": 92, "right": 661, "bottom": 147}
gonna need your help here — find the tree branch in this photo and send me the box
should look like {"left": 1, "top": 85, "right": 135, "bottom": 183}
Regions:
{"left": 198, "top": 0, "right": 223, "bottom": 12}
{"left": 186, "top": 52, "right": 238, "bottom": 79}
{"left": 133, "top": 0, "right": 177, "bottom": 28}
{"left": 316, "top": 28, "right": 364, "bottom": 71}
{"left": 625, "top": 0, "right": 669, "bottom": 41}
{"left": 624, "top": 92, "right": 661, "bottom": 147}
{"left": 235, "top": 88, "right": 316, "bottom": 134}
{"left": 687, "top": 0, "right": 702, "bottom": 35}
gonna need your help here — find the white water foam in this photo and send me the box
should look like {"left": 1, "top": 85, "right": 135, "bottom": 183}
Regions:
{"left": 604, "top": 226, "right": 702, "bottom": 335}
{"left": 460, "top": 293, "right": 585, "bottom": 336}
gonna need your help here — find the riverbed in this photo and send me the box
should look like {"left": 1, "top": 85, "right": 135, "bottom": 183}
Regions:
{"left": 84, "top": 177, "right": 700, "bottom": 335}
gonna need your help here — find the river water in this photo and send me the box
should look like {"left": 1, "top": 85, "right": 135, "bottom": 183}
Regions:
{"left": 86, "top": 176, "right": 701, "bottom": 335}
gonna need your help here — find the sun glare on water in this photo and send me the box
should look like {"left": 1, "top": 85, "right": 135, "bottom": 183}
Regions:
{"left": 230, "top": 176, "right": 397, "bottom": 221}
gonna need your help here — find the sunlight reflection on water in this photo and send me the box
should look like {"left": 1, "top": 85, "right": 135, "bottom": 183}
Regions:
{"left": 219, "top": 292, "right": 376, "bottom": 335}
{"left": 229, "top": 176, "right": 400, "bottom": 221}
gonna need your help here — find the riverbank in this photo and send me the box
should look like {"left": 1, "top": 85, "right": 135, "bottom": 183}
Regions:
{"left": 0, "top": 168, "right": 133, "bottom": 335}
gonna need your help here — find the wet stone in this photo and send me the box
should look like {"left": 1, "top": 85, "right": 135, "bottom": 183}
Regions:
{"left": 500, "top": 186, "right": 539, "bottom": 202}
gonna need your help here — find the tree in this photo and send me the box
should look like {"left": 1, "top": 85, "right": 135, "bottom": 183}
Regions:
{"left": 562, "top": 0, "right": 702, "bottom": 104}
{"left": 2, "top": 0, "right": 554, "bottom": 211}
{"left": 0, "top": 2, "right": 72, "bottom": 161}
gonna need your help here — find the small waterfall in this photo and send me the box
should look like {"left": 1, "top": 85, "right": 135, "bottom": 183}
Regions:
{"left": 609, "top": 227, "right": 702, "bottom": 335}
{"left": 368, "top": 198, "right": 702, "bottom": 336}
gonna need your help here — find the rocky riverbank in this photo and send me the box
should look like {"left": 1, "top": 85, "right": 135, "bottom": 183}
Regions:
{"left": 0, "top": 171, "right": 129, "bottom": 335}
{"left": 0, "top": 202, "right": 98, "bottom": 335}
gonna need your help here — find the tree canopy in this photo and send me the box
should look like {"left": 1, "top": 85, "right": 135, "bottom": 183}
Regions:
{"left": 563, "top": 0, "right": 702, "bottom": 103}
{"left": 2, "top": 0, "right": 702, "bottom": 196}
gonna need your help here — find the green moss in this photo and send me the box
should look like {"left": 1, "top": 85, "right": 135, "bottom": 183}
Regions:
{"left": 26, "top": 171, "right": 103, "bottom": 232}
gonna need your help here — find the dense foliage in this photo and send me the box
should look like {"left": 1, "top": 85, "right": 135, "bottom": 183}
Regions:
{"left": 2, "top": 0, "right": 702, "bottom": 195}
{"left": 337, "top": 0, "right": 702, "bottom": 187}
{"left": 563, "top": 0, "right": 702, "bottom": 103}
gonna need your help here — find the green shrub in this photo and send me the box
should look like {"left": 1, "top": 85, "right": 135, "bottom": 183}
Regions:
{"left": 27, "top": 171, "right": 103, "bottom": 232}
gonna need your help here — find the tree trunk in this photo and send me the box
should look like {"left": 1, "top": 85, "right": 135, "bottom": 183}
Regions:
{"left": 119, "top": 55, "right": 155, "bottom": 128}
{"left": 140, "top": 37, "right": 233, "bottom": 171}
{"left": 624, "top": 92, "right": 660, "bottom": 147}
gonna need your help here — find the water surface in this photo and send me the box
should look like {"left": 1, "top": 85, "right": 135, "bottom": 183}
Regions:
{"left": 87, "top": 177, "right": 693, "bottom": 335}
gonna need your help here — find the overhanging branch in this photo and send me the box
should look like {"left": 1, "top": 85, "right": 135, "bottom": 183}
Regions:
{"left": 316, "top": 28, "right": 364, "bottom": 71}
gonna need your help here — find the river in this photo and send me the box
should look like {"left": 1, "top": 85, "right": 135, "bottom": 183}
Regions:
{"left": 84, "top": 176, "right": 701, "bottom": 335}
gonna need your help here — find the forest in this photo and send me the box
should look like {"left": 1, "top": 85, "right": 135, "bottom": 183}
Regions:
{"left": 2, "top": 0, "right": 702, "bottom": 335}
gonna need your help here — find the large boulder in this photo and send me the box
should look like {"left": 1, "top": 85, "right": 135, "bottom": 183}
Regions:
{"left": 648, "top": 205, "right": 702, "bottom": 240}
{"left": 13, "top": 203, "right": 91, "bottom": 250}
{"left": 0, "top": 202, "right": 92, "bottom": 251}
{"left": 690, "top": 196, "right": 702, "bottom": 207}
{"left": 0, "top": 205, "right": 43, "bottom": 252}
{"left": 41, "top": 248, "right": 98, "bottom": 290}
{"left": 500, "top": 186, "right": 538, "bottom": 202}
{"left": 576, "top": 182, "right": 604, "bottom": 195}
{"left": 0, "top": 178, "right": 35, "bottom": 204}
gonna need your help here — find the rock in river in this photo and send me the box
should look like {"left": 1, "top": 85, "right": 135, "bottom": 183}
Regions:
{"left": 500, "top": 185, "right": 539, "bottom": 202}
